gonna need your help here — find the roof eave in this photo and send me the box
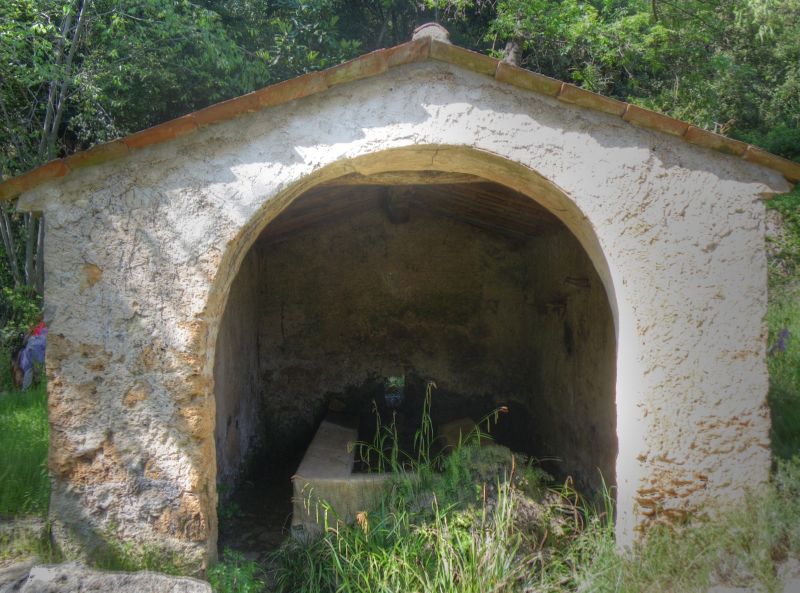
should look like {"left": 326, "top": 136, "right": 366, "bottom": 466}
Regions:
{"left": 1, "top": 36, "right": 797, "bottom": 203}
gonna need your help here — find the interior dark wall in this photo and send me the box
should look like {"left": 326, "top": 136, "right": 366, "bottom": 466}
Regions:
{"left": 214, "top": 187, "right": 616, "bottom": 493}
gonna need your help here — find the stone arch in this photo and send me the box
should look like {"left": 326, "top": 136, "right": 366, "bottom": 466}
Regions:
{"left": 203, "top": 144, "right": 637, "bottom": 551}
{"left": 29, "top": 55, "right": 778, "bottom": 569}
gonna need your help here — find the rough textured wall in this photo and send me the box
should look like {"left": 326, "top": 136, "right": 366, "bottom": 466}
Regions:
{"left": 524, "top": 230, "right": 617, "bottom": 488}
{"left": 214, "top": 197, "right": 611, "bottom": 493}
{"left": 214, "top": 250, "right": 262, "bottom": 490}
{"left": 18, "top": 60, "right": 788, "bottom": 566}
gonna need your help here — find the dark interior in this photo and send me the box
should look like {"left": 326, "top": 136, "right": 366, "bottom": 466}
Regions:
{"left": 213, "top": 174, "right": 617, "bottom": 558}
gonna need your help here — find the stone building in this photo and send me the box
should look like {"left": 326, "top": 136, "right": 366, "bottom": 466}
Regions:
{"left": 1, "top": 25, "right": 797, "bottom": 569}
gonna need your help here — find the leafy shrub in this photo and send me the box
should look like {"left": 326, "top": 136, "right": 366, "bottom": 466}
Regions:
{"left": 208, "top": 548, "right": 266, "bottom": 593}
{"left": 0, "top": 285, "right": 41, "bottom": 353}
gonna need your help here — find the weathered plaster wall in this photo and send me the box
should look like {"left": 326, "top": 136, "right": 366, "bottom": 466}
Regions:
{"left": 214, "top": 248, "right": 262, "bottom": 490}
{"left": 214, "top": 197, "right": 615, "bottom": 492}
{"left": 18, "top": 60, "right": 788, "bottom": 565}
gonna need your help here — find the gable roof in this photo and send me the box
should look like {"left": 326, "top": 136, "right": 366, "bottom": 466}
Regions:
{"left": 1, "top": 34, "right": 798, "bottom": 203}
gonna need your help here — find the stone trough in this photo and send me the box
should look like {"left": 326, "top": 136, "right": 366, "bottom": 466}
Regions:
{"left": 291, "top": 418, "right": 390, "bottom": 535}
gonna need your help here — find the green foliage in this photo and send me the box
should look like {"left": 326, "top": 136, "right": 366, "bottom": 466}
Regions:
{"left": 565, "top": 458, "right": 800, "bottom": 593}
{"left": 437, "top": 443, "right": 551, "bottom": 505}
{"left": 0, "top": 0, "right": 362, "bottom": 178}
{"left": 271, "top": 452, "right": 535, "bottom": 593}
{"left": 271, "top": 381, "right": 800, "bottom": 592}
{"left": 0, "top": 381, "right": 49, "bottom": 517}
{"left": 0, "top": 286, "right": 42, "bottom": 352}
{"left": 208, "top": 548, "right": 266, "bottom": 593}
{"left": 1, "top": 0, "right": 797, "bottom": 186}
{"left": 767, "top": 188, "right": 800, "bottom": 462}
{"left": 767, "top": 187, "right": 800, "bottom": 283}
{"left": 272, "top": 385, "right": 572, "bottom": 592}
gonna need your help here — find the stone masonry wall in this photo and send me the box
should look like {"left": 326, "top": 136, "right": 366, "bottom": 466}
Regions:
{"left": 17, "top": 60, "right": 789, "bottom": 566}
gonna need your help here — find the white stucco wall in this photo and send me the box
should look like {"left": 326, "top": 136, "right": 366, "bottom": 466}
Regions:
{"left": 18, "top": 60, "right": 789, "bottom": 566}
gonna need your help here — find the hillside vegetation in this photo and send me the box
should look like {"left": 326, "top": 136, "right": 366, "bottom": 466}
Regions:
{"left": 1, "top": 1, "right": 798, "bottom": 591}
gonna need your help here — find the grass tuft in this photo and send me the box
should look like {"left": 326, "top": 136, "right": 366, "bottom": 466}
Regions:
{"left": 208, "top": 548, "right": 266, "bottom": 593}
{"left": 0, "top": 381, "right": 49, "bottom": 517}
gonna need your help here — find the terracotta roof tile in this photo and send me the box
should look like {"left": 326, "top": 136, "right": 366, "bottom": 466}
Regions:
{"left": 191, "top": 93, "right": 262, "bottom": 127}
{"left": 684, "top": 126, "right": 748, "bottom": 156}
{"left": 324, "top": 50, "right": 388, "bottom": 87}
{"left": 123, "top": 115, "right": 198, "bottom": 150}
{"left": 0, "top": 36, "right": 795, "bottom": 202}
{"left": 743, "top": 146, "right": 800, "bottom": 183}
{"left": 495, "top": 62, "right": 561, "bottom": 96}
{"left": 385, "top": 37, "right": 431, "bottom": 67}
{"left": 64, "top": 140, "right": 129, "bottom": 170}
{"left": 430, "top": 41, "right": 498, "bottom": 76}
{"left": 557, "top": 84, "right": 627, "bottom": 116}
{"left": 253, "top": 71, "right": 328, "bottom": 108}
{"left": 0, "top": 159, "right": 69, "bottom": 201}
{"left": 623, "top": 104, "right": 690, "bottom": 137}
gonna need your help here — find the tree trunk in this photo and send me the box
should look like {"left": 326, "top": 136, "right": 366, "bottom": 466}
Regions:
{"left": 24, "top": 214, "right": 35, "bottom": 286}
{"left": 0, "top": 206, "right": 23, "bottom": 287}
{"left": 502, "top": 39, "right": 522, "bottom": 66}
{"left": 35, "top": 216, "right": 45, "bottom": 296}
{"left": 1, "top": 0, "right": 89, "bottom": 296}
{"left": 37, "top": 7, "right": 74, "bottom": 159}
{"left": 47, "top": 0, "right": 90, "bottom": 160}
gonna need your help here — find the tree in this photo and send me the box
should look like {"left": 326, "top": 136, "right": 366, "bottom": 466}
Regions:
{"left": 1, "top": 0, "right": 90, "bottom": 296}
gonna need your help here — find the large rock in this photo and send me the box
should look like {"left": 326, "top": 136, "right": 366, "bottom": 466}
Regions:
{"left": 0, "top": 562, "right": 211, "bottom": 593}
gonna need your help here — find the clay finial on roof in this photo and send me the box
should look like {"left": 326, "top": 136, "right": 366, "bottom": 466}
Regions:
{"left": 412, "top": 22, "right": 451, "bottom": 43}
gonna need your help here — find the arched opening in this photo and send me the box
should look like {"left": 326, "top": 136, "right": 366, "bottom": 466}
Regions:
{"left": 212, "top": 167, "right": 617, "bottom": 559}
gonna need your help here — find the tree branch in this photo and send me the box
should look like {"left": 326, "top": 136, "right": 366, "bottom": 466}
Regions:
{"left": 37, "top": 5, "right": 75, "bottom": 160}
{"left": 0, "top": 205, "right": 23, "bottom": 287}
{"left": 48, "top": 0, "right": 91, "bottom": 160}
{"left": 35, "top": 216, "right": 45, "bottom": 296}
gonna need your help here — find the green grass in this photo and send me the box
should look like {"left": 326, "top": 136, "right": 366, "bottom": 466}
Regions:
{"left": 0, "top": 196, "right": 797, "bottom": 590}
{"left": 768, "top": 283, "right": 800, "bottom": 461}
{"left": 0, "top": 518, "right": 61, "bottom": 566}
{"left": 265, "top": 432, "right": 800, "bottom": 593}
{"left": 767, "top": 186, "right": 800, "bottom": 461}
{"left": 208, "top": 549, "right": 267, "bottom": 593}
{"left": 270, "top": 444, "right": 544, "bottom": 593}
{"left": 259, "top": 383, "right": 800, "bottom": 593}
{"left": 0, "top": 380, "right": 49, "bottom": 517}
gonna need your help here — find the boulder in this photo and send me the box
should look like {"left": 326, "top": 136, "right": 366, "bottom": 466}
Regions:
{"left": 0, "top": 562, "right": 211, "bottom": 593}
